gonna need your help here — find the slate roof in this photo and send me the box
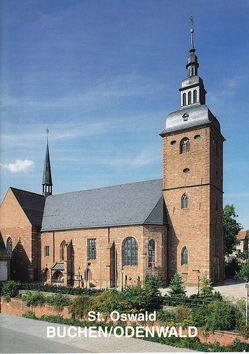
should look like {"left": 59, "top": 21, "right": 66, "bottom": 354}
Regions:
{"left": 41, "top": 179, "right": 165, "bottom": 232}
{"left": 160, "top": 104, "right": 221, "bottom": 135}
{"left": 10, "top": 188, "right": 45, "bottom": 227}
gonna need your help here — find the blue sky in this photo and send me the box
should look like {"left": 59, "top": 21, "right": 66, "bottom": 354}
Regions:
{"left": 0, "top": 0, "right": 248, "bottom": 229}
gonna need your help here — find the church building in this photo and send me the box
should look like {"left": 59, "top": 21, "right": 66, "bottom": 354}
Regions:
{"left": 0, "top": 25, "right": 225, "bottom": 287}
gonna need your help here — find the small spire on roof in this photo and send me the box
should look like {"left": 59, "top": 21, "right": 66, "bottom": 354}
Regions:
{"left": 42, "top": 129, "right": 53, "bottom": 197}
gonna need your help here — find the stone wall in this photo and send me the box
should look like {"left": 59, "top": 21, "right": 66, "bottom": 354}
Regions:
{"left": 1, "top": 297, "right": 248, "bottom": 347}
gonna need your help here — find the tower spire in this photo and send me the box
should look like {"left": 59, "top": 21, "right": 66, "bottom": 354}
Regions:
{"left": 178, "top": 18, "right": 206, "bottom": 109}
{"left": 190, "top": 16, "right": 195, "bottom": 50}
{"left": 42, "top": 129, "right": 53, "bottom": 197}
{"left": 186, "top": 16, "right": 199, "bottom": 77}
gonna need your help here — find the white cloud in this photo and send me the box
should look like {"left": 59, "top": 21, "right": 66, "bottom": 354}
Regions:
{"left": 102, "top": 146, "right": 161, "bottom": 169}
{"left": 0, "top": 159, "right": 34, "bottom": 173}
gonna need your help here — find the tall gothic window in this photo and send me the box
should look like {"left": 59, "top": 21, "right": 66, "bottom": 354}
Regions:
{"left": 182, "top": 93, "right": 186, "bottom": 106}
{"left": 87, "top": 239, "right": 96, "bottom": 260}
{"left": 193, "top": 90, "right": 197, "bottom": 103}
{"left": 188, "top": 91, "right": 191, "bottom": 105}
{"left": 6, "top": 237, "right": 13, "bottom": 257}
{"left": 180, "top": 138, "right": 190, "bottom": 154}
{"left": 181, "top": 194, "right": 188, "bottom": 209}
{"left": 148, "top": 239, "right": 155, "bottom": 267}
{"left": 181, "top": 247, "right": 188, "bottom": 265}
{"left": 60, "top": 241, "right": 66, "bottom": 261}
{"left": 122, "top": 237, "right": 138, "bottom": 266}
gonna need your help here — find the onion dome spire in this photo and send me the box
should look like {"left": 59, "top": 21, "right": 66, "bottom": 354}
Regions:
{"left": 42, "top": 129, "right": 53, "bottom": 197}
{"left": 186, "top": 16, "right": 199, "bottom": 77}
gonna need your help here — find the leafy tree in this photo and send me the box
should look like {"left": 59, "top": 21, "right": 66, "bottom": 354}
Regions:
{"left": 168, "top": 272, "right": 186, "bottom": 297}
{"left": 223, "top": 204, "right": 242, "bottom": 256}
{"left": 199, "top": 273, "right": 213, "bottom": 298}
{"left": 236, "top": 260, "right": 249, "bottom": 280}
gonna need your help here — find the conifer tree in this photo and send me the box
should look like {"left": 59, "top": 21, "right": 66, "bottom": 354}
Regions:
{"left": 168, "top": 272, "right": 186, "bottom": 297}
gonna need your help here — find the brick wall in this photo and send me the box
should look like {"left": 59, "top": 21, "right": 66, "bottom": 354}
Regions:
{"left": 1, "top": 297, "right": 247, "bottom": 346}
{"left": 162, "top": 124, "right": 224, "bottom": 284}
{"left": 41, "top": 224, "right": 166, "bottom": 289}
{"left": 0, "top": 189, "right": 38, "bottom": 282}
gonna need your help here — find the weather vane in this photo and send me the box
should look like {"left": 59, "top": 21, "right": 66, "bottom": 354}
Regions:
{"left": 189, "top": 15, "right": 195, "bottom": 49}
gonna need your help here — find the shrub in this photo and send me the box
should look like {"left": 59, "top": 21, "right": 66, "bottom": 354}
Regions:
{"left": 90, "top": 289, "right": 128, "bottom": 319}
{"left": 199, "top": 273, "right": 213, "bottom": 298}
{"left": 22, "top": 311, "right": 37, "bottom": 319}
{"left": 236, "top": 260, "right": 249, "bottom": 280}
{"left": 192, "top": 300, "right": 236, "bottom": 331}
{"left": 123, "top": 283, "right": 163, "bottom": 312}
{"left": 175, "top": 305, "right": 193, "bottom": 326}
{"left": 46, "top": 294, "right": 71, "bottom": 311}
{"left": 68, "top": 295, "right": 91, "bottom": 320}
{"left": 22, "top": 291, "right": 45, "bottom": 307}
{"left": 18, "top": 282, "right": 103, "bottom": 296}
{"left": 145, "top": 275, "right": 164, "bottom": 289}
{"left": 1, "top": 280, "right": 20, "bottom": 300}
{"left": 168, "top": 272, "right": 186, "bottom": 298}
{"left": 156, "top": 310, "right": 176, "bottom": 324}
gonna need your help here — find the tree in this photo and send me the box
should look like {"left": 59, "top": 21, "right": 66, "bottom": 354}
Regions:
{"left": 223, "top": 204, "right": 242, "bottom": 256}
{"left": 199, "top": 273, "right": 213, "bottom": 298}
{"left": 168, "top": 272, "right": 186, "bottom": 297}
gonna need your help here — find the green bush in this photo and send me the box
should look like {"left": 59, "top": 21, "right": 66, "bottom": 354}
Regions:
{"left": 22, "top": 291, "right": 45, "bottom": 307}
{"left": 199, "top": 273, "right": 213, "bottom": 298}
{"left": 18, "top": 282, "right": 103, "bottom": 296}
{"left": 175, "top": 305, "right": 193, "bottom": 326}
{"left": 192, "top": 300, "right": 237, "bottom": 331}
{"left": 22, "top": 311, "right": 37, "bottom": 319}
{"left": 123, "top": 284, "right": 163, "bottom": 312}
{"left": 68, "top": 295, "right": 92, "bottom": 320}
{"left": 236, "top": 261, "right": 249, "bottom": 280}
{"left": 46, "top": 293, "right": 71, "bottom": 311}
{"left": 168, "top": 272, "right": 186, "bottom": 298}
{"left": 90, "top": 289, "right": 128, "bottom": 318}
{"left": 1, "top": 280, "right": 20, "bottom": 300}
{"left": 145, "top": 275, "right": 164, "bottom": 288}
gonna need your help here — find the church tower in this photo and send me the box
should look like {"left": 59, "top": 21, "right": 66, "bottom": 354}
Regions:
{"left": 160, "top": 21, "right": 225, "bottom": 284}
{"left": 42, "top": 129, "right": 53, "bottom": 197}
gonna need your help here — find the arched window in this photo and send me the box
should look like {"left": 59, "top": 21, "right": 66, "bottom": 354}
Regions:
{"left": 188, "top": 91, "right": 191, "bottom": 105}
{"left": 182, "top": 93, "right": 186, "bottom": 106}
{"left": 181, "top": 247, "right": 188, "bottom": 265}
{"left": 148, "top": 239, "right": 155, "bottom": 267}
{"left": 193, "top": 90, "right": 197, "bottom": 103}
{"left": 6, "top": 237, "right": 13, "bottom": 257}
{"left": 122, "top": 237, "right": 138, "bottom": 266}
{"left": 181, "top": 194, "right": 188, "bottom": 209}
{"left": 180, "top": 138, "right": 190, "bottom": 154}
{"left": 60, "top": 241, "right": 66, "bottom": 261}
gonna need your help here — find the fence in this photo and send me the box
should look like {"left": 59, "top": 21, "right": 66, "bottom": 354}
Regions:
{"left": 163, "top": 295, "right": 212, "bottom": 307}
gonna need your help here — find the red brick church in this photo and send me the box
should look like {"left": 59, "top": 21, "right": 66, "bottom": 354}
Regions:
{"left": 0, "top": 26, "right": 225, "bottom": 287}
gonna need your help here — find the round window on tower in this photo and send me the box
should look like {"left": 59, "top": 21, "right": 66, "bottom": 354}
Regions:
{"left": 183, "top": 168, "right": 190, "bottom": 174}
{"left": 194, "top": 134, "right": 201, "bottom": 141}
{"left": 170, "top": 140, "right": 176, "bottom": 146}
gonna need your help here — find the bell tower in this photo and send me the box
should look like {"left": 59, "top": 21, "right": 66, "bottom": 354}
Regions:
{"left": 160, "top": 20, "right": 225, "bottom": 284}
